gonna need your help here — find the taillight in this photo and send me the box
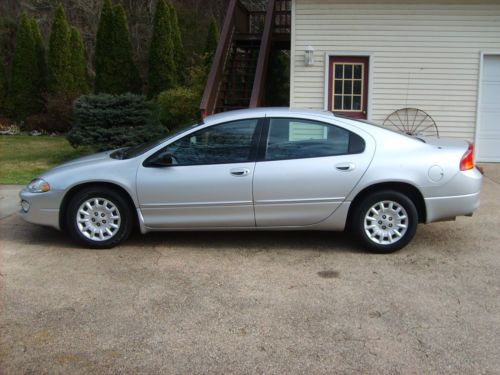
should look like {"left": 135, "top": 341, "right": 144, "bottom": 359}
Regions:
{"left": 460, "top": 143, "right": 474, "bottom": 171}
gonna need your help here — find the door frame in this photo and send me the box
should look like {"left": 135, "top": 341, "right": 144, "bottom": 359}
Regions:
{"left": 475, "top": 50, "right": 500, "bottom": 162}
{"left": 324, "top": 51, "right": 374, "bottom": 120}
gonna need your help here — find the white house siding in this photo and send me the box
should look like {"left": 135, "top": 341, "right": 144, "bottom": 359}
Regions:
{"left": 290, "top": 0, "right": 500, "bottom": 140}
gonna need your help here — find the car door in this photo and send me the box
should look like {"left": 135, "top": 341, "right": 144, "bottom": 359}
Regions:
{"left": 136, "top": 119, "right": 261, "bottom": 229}
{"left": 253, "top": 117, "right": 371, "bottom": 227}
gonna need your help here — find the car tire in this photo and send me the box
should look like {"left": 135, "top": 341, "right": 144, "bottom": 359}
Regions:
{"left": 352, "top": 190, "right": 418, "bottom": 253}
{"left": 66, "top": 187, "right": 133, "bottom": 249}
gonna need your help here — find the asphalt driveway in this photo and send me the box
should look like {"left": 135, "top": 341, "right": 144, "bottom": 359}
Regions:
{"left": 1, "top": 165, "right": 499, "bottom": 374}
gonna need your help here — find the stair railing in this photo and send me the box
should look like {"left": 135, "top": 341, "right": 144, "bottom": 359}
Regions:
{"left": 200, "top": 0, "right": 248, "bottom": 118}
{"left": 249, "top": 0, "right": 276, "bottom": 108}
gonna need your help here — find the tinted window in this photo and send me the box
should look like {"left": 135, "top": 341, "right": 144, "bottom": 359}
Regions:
{"left": 265, "top": 118, "right": 363, "bottom": 160}
{"left": 151, "top": 119, "right": 258, "bottom": 166}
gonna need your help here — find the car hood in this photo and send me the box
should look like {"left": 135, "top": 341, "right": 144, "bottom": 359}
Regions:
{"left": 50, "top": 151, "right": 113, "bottom": 171}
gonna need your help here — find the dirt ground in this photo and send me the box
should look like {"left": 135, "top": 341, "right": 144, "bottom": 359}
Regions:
{"left": 0, "top": 165, "right": 499, "bottom": 374}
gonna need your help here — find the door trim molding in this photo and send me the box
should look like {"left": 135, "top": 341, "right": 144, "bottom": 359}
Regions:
{"left": 324, "top": 51, "right": 374, "bottom": 121}
{"left": 475, "top": 50, "right": 500, "bottom": 162}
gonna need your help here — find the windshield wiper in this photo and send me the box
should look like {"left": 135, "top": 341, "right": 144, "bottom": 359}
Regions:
{"left": 110, "top": 147, "right": 129, "bottom": 160}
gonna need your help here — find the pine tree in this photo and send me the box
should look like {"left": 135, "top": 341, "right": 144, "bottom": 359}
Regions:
{"left": 69, "top": 26, "right": 89, "bottom": 94}
{"left": 0, "top": 62, "right": 7, "bottom": 113}
{"left": 48, "top": 4, "right": 72, "bottom": 96}
{"left": 204, "top": 17, "right": 219, "bottom": 67}
{"left": 169, "top": 2, "right": 184, "bottom": 82}
{"left": 9, "top": 13, "right": 40, "bottom": 119}
{"left": 94, "top": 0, "right": 114, "bottom": 93}
{"left": 95, "top": 0, "right": 141, "bottom": 94}
{"left": 112, "top": 3, "right": 141, "bottom": 93}
{"left": 148, "top": 0, "right": 175, "bottom": 98}
{"left": 30, "top": 17, "right": 47, "bottom": 94}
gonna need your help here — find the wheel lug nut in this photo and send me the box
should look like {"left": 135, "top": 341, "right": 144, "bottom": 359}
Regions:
{"left": 389, "top": 224, "right": 393, "bottom": 227}
{"left": 91, "top": 218, "right": 95, "bottom": 222}
{"left": 389, "top": 217, "right": 393, "bottom": 221}
{"left": 101, "top": 213, "right": 105, "bottom": 217}
{"left": 382, "top": 226, "right": 386, "bottom": 229}
{"left": 94, "top": 212, "right": 98, "bottom": 216}
{"left": 102, "top": 220, "right": 107, "bottom": 224}
{"left": 382, "top": 215, "right": 386, "bottom": 219}
{"left": 97, "top": 223, "right": 101, "bottom": 227}
{"left": 378, "top": 221, "right": 382, "bottom": 224}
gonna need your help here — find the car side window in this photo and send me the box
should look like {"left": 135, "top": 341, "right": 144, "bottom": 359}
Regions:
{"left": 152, "top": 119, "right": 259, "bottom": 166}
{"left": 265, "top": 118, "right": 364, "bottom": 161}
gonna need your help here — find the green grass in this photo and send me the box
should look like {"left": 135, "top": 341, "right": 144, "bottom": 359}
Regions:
{"left": 0, "top": 135, "right": 92, "bottom": 185}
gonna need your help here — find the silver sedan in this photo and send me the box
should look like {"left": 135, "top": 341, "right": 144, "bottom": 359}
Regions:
{"left": 19, "top": 108, "right": 482, "bottom": 252}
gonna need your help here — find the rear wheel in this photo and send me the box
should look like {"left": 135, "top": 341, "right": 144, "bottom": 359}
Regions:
{"left": 66, "top": 187, "right": 133, "bottom": 249}
{"left": 352, "top": 191, "right": 418, "bottom": 253}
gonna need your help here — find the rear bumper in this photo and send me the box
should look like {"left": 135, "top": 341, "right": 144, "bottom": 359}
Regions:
{"left": 423, "top": 167, "right": 482, "bottom": 223}
{"left": 425, "top": 191, "right": 480, "bottom": 223}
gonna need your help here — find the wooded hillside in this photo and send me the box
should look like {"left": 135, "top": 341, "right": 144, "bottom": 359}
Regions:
{"left": 0, "top": 0, "right": 228, "bottom": 75}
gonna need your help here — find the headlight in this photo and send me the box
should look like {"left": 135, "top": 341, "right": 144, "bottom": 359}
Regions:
{"left": 28, "top": 178, "right": 50, "bottom": 193}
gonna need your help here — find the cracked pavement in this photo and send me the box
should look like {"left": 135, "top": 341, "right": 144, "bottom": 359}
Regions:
{"left": 0, "top": 164, "right": 499, "bottom": 374}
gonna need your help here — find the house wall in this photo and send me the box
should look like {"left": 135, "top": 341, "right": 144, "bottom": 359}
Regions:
{"left": 290, "top": 0, "right": 500, "bottom": 139}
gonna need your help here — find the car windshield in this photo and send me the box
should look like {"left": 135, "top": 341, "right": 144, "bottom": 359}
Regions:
{"left": 110, "top": 122, "right": 203, "bottom": 160}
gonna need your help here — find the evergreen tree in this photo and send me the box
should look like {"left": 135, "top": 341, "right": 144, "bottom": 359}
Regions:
{"left": 0, "top": 62, "right": 7, "bottom": 113}
{"left": 30, "top": 17, "right": 47, "bottom": 94}
{"left": 112, "top": 4, "right": 141, "bottom": 93}
{"left": 169, "top": 2, "right": 184, "bottom": 82}
{"left": 94, "top": 0, "right": 114, "bottom": 93}
{"left": 9, "top": 13, "right": 40, "bottom": 119}
{"left": 204, "top": 17, "right": 219, "bottom": 67}
{"left": 48, "top": 4, "right": 72, "bottom": 96}
{"left": 69, "top": 26, "right": 89, "bottom": 94}
{"left": 148, "top": 0, "right": 175, "bottom": 98}
{"left": 95, "top": 0, "right": 141, "bottom": 94}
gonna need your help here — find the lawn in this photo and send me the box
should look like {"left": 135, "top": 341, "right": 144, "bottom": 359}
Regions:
{"left": 0, "top": 135, "right": 91, "bottom": 185}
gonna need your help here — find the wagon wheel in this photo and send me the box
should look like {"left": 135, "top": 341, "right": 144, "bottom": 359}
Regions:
{"left": 383, "top": 108, "right": 439, "bottom": 137}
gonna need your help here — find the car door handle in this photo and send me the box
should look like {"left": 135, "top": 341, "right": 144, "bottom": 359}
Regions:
{"left": 230, "top": 168, "right": 250, "bottom": 176}
{"left": 335, "top": 162, "right": 355, "bottom": 172}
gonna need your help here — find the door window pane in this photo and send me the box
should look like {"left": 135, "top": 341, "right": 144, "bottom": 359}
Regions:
{"left": 344, "top": 64, "right": 352, "bottom": 79}
{"left": 353, "top": 80, "right": 362, "bottom": 95}
{"left": 265, "top": 118, "right": 351, "bottom": 160}
{"left": 354, "top": 64, "right": 362, "bottom": 79}
{"left": 157, "top": 119, "right": 258, "bottom": 165}
{"left": 335, "top": 64, "right": 343, "bottom": 79}
{"left": 353, "top": 96, "right": 361, "bottom": 110}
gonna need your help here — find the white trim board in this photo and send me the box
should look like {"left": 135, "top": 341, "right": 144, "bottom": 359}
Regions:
{"left": 474, "top": 50, "right": 500, "bottom": 162}
{"left": 323, "top": 51, "right": 374, "bottom": 121}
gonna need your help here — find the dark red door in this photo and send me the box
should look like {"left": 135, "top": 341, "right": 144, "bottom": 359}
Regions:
{"left": 328, "top": 56, "right": 369, "bottom": 119}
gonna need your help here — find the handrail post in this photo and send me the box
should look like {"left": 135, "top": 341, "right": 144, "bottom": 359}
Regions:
{"left": 249, "top": 0, "right": 276, "bottom": 108}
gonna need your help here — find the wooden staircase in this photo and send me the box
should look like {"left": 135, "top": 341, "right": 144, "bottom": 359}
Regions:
{"left": 200, "top": 0, "right": 291, "bottom": 118}
{"left": 216, "top": 40, "right": 260, "bottom": 112}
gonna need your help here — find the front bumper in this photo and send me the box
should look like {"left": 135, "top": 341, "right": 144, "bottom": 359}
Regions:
{"left": 19, "top": 188, "right": 64, "bottom": 230}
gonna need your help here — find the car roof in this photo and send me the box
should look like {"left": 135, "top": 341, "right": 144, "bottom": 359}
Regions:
{"left": 203, "top": 107, "right": 336, "bottom": 124}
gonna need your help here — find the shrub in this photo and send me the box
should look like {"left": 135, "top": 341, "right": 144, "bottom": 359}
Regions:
{"left": 157, "top": 87, "right": 200, "bottom": 131}
{"left": 67, "top": 93, "right": 166, "bottom": 151}
{"left": 24, "top": 113, "right": 68, "bottom": 134}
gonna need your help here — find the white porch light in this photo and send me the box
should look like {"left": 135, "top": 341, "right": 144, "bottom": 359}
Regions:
{"left": 305, "top": 45, "right": 315, "bottom": 66}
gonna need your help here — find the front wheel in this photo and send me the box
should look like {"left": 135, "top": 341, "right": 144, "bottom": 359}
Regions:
{"left": 66, "top": 187, "right": 133, "bottom": 249}
{"left": 352, "top": 191, "right": 418, "bottom": 253}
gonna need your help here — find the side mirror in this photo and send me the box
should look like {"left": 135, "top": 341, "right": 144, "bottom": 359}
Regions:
{"left": 146, "top": 153, "right": 174, "bottom": 167}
